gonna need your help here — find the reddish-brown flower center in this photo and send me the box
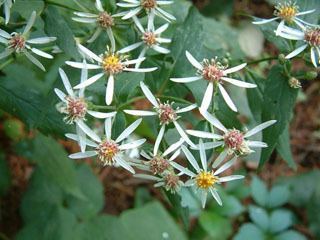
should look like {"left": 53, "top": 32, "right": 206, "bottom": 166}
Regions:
{"left": 142, "top": 32, "right": 157, "bottom": 46}
{"left": 201, "top": 62, "right": 224, "bottom": 82}
{"left": 304, "top": 28, "right": 320, "bottom": 46}
{"left": 224, "top": 130, "right": 244, "bottom": 150}
{"left": 157, "top": 103, "right": 177, "bottom": 125}
{"left": 97, "top": 140, "right": 120, "bottom": 165}
{"left": 141, "top": 0, "right": 157, "bottom": 9}
{"left": 8, "top": 34, "right": 26, "bottom": 52}
{"left": 149, "top": 156, "right": 170, "bottom": 174}
{"left": 97, "top": 12, "right": 114, "bottom": 28}
{"left": 64, "top": 97, "right": 87, "bottom": 123}
{"left": 163, "top": 173, "right": 180, "bottom": 192}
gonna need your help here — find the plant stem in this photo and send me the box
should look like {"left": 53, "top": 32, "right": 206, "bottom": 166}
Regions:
{"left": 0, "top": 58, "right": 14, "bottom": 70}
{"left": 246, "top": 56, "right": 278, "bottom": 65}
{"left": 45, "top": 0, "right": 79, "bottom": 11}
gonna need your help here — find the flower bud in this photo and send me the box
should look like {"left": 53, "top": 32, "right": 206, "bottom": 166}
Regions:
{"left": 288, "top": 77, "right": 301, "bottom": 89}
{"left": 278, "top": 54, "right": 286, "bottom": 64}
{"left": 305, "top": 71, "right": 318, "bottom": 80}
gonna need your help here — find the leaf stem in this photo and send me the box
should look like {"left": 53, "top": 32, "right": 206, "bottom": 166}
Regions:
{"left": 0, "top": 58, "right": 14, "bottom": 70}
{"left": 247, "top": 56, "right": 278, "bottom": 65}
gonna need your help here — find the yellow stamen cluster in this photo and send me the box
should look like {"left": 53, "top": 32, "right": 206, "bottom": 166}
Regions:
{"left": 102, "top": 53, "right": 124, "bottom": 75}
{"left": 196, "top": 171, "right": 218, "bottom": 189}
{"left": 274, "top": 1, "right": 299, "bottom": 22}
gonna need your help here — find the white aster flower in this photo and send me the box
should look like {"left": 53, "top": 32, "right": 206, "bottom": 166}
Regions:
{"left": 187, "top": 111, "right": 276, "bottom": 159}
{"left": 1, "top": 0, "right": 14, "bottom": 24}
{"left": 0, "top": 11, "right": 56, "bottom": 71}
{"left": 119, "top": 16, "right": 171, "bottom": 68}
{"left": 252, "top": 1, "right": 316, "bottom": 36}
{"left": 277, "top": 25, "right": 320, "bottom": 67}
{"left": 171, "top": 141, "right": 244, "bottom": 208}
{"left": 72, "top": 0, "right": 122, "bottom": 48}
{"left": 124, "top": 81, "right": 197, "bottom": 148}
{"left": 54, "top": 63, "right": 116, "bottom": 150}
{"left": 69, "top": 117, "right": 146, "bottom": 173}
{"left": 117, "top": 0, "right": 175, "bottom": 24}
{"left": 65, "top": 44, "right": 157, "bottom": 105}
{"left": 170, "top": 51, "right": 256, "bottom": 113}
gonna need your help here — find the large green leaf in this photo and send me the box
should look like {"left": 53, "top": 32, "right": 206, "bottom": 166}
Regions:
{"left": 267, "top": 185, "right": 290, "bottom": 208}
{"left": 259, "top": 65, "right": 298, "bottom": 167}
{"left": 251, "top": 176, "right": 268, "bottom": 207}
{"left": 199, "top": 212, "right": 232, "bottom": 240}
{"left": 32, "top": 134, "right": 83, "bottom": 198}
{"left": 269, "top": 209, "right": 293, "bottom": 234}
{"left": 276, "top": 125, "right": 296, "bottom": 169}
{"left": 234, "top": 223, "right": 265, "bottom": 240}
{"left": 248, "top": 205, "right": 269, "bottom": 231}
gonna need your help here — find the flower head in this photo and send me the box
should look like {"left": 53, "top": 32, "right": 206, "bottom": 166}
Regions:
{"left": 69, "top": 117, "right": 146, "bottom": 173}
{"left": 170, "top": 51, "right": 255, "bottom": 113}
{"left": 274, "top": 1, "right": 299, "bottom": 22}
{"left": 0, "top": 11, "right": 56, "bottom": 71}
{"left": 124, "top": 82, "right": 197, "bottom": 148}
{"left": 171, "top": 142, "right": 244, "bottom": 208}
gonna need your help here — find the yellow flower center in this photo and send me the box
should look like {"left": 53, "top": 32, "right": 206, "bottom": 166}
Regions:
{"left": 196, "top": 171, "right": 218, "bottom": 189}
{"left": 274, "top": 2, "right": 298, "bottom": 22}
{"left": 102, "top": 54, "right": 124, "bottom": 75}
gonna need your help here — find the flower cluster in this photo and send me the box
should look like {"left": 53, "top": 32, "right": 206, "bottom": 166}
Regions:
{"left": 49, "top": 0, "right": 280, "bottom": 208}
{"left": 253, "top": 1, "right": 319, "bottom": 67}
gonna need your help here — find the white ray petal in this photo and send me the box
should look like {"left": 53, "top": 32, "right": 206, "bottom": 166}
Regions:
{"left": 181, "top": 145, "right": 200, "bottom": 172}
{"left": 156, "top": 37, "right": 171, "bottom": 43}
{"left": 134, "top": 174, "right": 161, "bottom": 181}
{"left": 118, "top": 42, "right": 143, "bottom": 53}
{"left": 201, "top": 190, "right": 207, "bottom": 208}
{"left": 140, "top": 81, "right": 159, "bottom": 107}
{"left": 186, "top": 129, "right": 222, "bottom": 139}
{"left": 87, "top": 28, "right": 102, "bottom": 43}
{"left": 117, "top": 3, "right": 140, "bottom": 7}
{"left": 106, "top": 75, "right": 114, "bottom": 105}
{"left": 79, "top": 60, "right": 88, "bottom": 97}
{"left": 27, "top": 37, "right": 56, "bottom": 44}
{"left": 218, "top": 84, "right": 237, "bottom": 112}
{"left": 193, "top": 141, "right": 223, "bottom": 150}
{"left": 0, "top": 36, "right": 8, "bottom": 44}
{"left": 106, "top": 27, "right": 116, "bottom": 52}
{"left": 277, "top": 31, "right": 304, "bottom": 40}
{"left": 73, "top": 12, "right": 98, "bottom": 18}
{"left": 119, "top": 139, "right": 146, "bottom": 150}
{"left": 30, "top": 48, "right": 53, "bottom": 59}
{"left": 77, "top": 44, "right": 102, "bottom": 63}
{"left": 310, "top": 47, "right": 318, "bottom": 67}
{"left": 223, "top": 63, "right": 247, "bottom": 75}
{"left": 219, "top": 175, "right": 244, "bottom": 182}
{"left": 201, "top": 111, "right": 227, "bottom": 133}
{"left": 296, "top": 9, "right": 316, "bottom": 16}
{"left": 87, "top": 110, "right": 116, "bottom": 119}
{"left": 0, "top": 29, "right": 11, "bottom": 38}
{"left": 95, "top": 0, "right": 104, "bottom": 12}
{"left": 72, "top": 17, "right": 97, "bottom": 23}
{"left": 0, "top": 49, "right": 12, "bottom": 59}
{"left": 123, "top": 57, "right": 145, "bottom": 65}
{"left": 170, "top": 76, "right": 201, "bottom": 83}
{"left": 185, "top": 51, "right": 202, "bottom": 70}
{"left": 285, "top": 44, "right": 308, "bottom": 59}
{"left": 132, "top": 15, "right": 145, "bottom": 33}
{"left": 74, "top": 73, "right": 105, "bottom": 89}
{"left": 76, "top": 120, "right": 101, "bottom": 142}
{"left": 23, "top": 11, "right": 36, "bottom": 35}
{"left": 152, "top": 45, "right": 170, "bottom": 54}
{"left": 124, "top": 109, "right": 156, "bottom": 116}
{"left": 76, "top": 125, "right": 87, "bottom": 152}
{"left": 212, "top": 149, "right": 228, "bottom": 168}
{"left": 199, "top": 140, "right": 207, "bottom": 171}
{"left": 115, "top": 155, "right": 135, "bottom": 173}
{"left": 147, "top": 9, "right": 155, "bottom": 31}
{"left": 209, "top": 188, "right": 222, "bottom": 206}
{"left": 154, "top": 23, "right": 169, "bottom": 35}
{"left": 155, "top": 7, "right": 176, "bottom": 21}
{"left": 252, "top": 17, "right": 279, "bottom": 24}
{"left": 59, "top": 68, "right": 74, "bottom": 97}
{"left": 124, "top": 67, "right": 157, "bottom": 72}
{"left": 65, "top": 61, "right": 101, "bottom": 69}
{"left": 65, "top": 133, "right": 98, "bottom": 147}
{"left": 116, "top": 118, "right": 142, "bottom": 143}
{"left": 122, "top": 7, "right": 142, "bottom": 19}
{"left": 54, "top": 88, "right": 67, "bottom": 102}
{"left": 244, "top": 120, "right": 277, "bottom": 138}
{"left": 247, "top": 140, "right": 268, "bottom": 148}
{"left": 175, "top": 103, "right": 197, "bottom": 114}
{"left": 168, "top": 149, "right": 181, "bottom": 161}
{"left": 153, "top": 124, "right": 165, "bottom": 156}
{"left": 214, "top": 157, "right": 236, "bottom": 176}
{"left": 200, "top": 82, "right": 213, "bottom": 113}
{"left": 163, "top": 138, "right": 184, "bottom": 156}
{"left": 221, "top": 77, "right": 257, "bottom": 88}
{"left": 170, "top": 161, "right": 196, "bottom": 177}
{"left": 275, "top": 20, "right": 285, "bottom": 36}
{"left": 69, "top": 151, "right": 97, "bottom": 159}
{"left": 24, "top": 51, "right": 45, "bottom": 71}
{"left": 105, "top": 118, "right": 112, "bottom": 140}
{"left": 173, "top": 121, "right": 196, "bottom": 148}
{"left": 157, "top": 1, "right": 173, "bottom": 5}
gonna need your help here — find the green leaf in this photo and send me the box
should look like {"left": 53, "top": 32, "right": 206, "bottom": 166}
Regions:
{"left": 259, "top": 65, "right": 298, "bottom": 167}
{"left": 276, "top": 230, "right": 307, "bottom": 240}
{"left": 234, "top": 223, "right": 265, "bottom": 240}
{"left": 251, "top": 176, "right": 268, "bottom": 207}
{"left": 210, "top": 193, "right": 245, "bottom": 217}
{"left": 32, "top": 134, "right": 83, "bottom": 198}
{"left": 0, "top": 84, "right": 70, "bottom": 136}
{"left": 44, "top": 6, "right": 80, "bottom": 59}
{"left": 199, "top": 212, "right": 232, "bottom": 240}
{"left": 120, "top": 201, "right": 187, "bottom": 240}
{"left": 269, "top": 209, "right": 293, "bottom": 233}
{"left": 248, "top": 205, "right": 269, "bottom": 231}
{"left": 11, "top": 0, "right": 44, "bottom": 19}
{"left": 115, "top": 72, "right": 145, "bottom": 102}
{"left": 267, "top": 185, "right": 290, "bottom": 208}
{"left": 0, "top": 153, "right": 11, "bottom": 196}
{"left": 276, "top": 125, "right": 296, "bottom": 169}
{"left": 66, "top": 164, "right": 104, "bottom": 220}
{"left": 112, "top": 111, "right": 126, "bottom": 138}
